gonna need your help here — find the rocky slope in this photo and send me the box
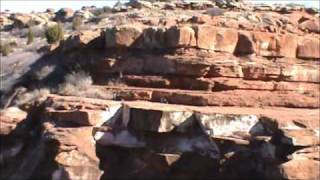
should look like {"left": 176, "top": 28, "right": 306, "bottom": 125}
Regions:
{"left": 0, "top": 0, "right": 319, "bottom": 179}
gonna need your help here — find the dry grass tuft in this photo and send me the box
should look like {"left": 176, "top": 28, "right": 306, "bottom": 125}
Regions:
{"left": 13, "top": 88, "right": 50, "bottom": 106}
{"left": 58, "top": 71, "right": 114, "bottom": 100}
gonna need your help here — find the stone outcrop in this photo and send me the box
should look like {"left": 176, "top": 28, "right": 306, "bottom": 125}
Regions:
{"left": 0, "top": 107, "right": 27, "bottom": 135}
{"left": 299, "top": 19, "right": 320, "bottom": 33}
{"left": 4, "top": 94, "right": 320, "bottom": 179}
{"left": 297, "top": 38, "right": 320, "bottom": 59}
{"left": 105, "top": 24, "right": 143, "bottom": 48}
{"left": 63, "top": 30, "right": 102, "bottom": 51}
{"left": 104, "top": 24, "right": 320, "bottom": 60}
{"left": 1, "top": 1, "right": 320, "bottom": 179}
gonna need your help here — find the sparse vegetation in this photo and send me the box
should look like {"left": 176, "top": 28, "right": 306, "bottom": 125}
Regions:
{"left": 72, "top": 16, "right": 83, "bottom": 31}
{"left": 0, "top": 43, "right": 11, "bottom": 56}
{"left": 60, "top": 71, "right": 93, "bottom": 92}
{"left": 0, "top": 42, "right": 14, "bottom": 56}
{"left": 13, "top": 88, "right": 50, "bottom": 107}
{"left": 45, "top": 23, "right": 64, "bottom": 44}
{"left": 27, "top": 27, "right": 35, "bottom": 45}
{"left": 58, "top": 71, "right": 114, "bottom": 99}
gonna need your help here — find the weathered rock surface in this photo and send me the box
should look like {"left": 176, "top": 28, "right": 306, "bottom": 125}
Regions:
{"left": 104, "top": 24, "right": 320, "bottom": 60}
{"left": 0, "top": 107, "right": 27, "bottom": 135}
{"left": 106, "top": 24, "right": 143, "bottom": 48}
{"left": 297, "top": 38, "right": 320, "bottom": 59}
{"left": 1, "top": 1, "right": 320, "bottom": 179}
{"left": 63, "top": 30, "right": 102, "bottom": 51}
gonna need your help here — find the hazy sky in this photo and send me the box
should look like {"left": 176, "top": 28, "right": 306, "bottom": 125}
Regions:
{"left": 1, "top": 0, "right": 319, "bottom": 13}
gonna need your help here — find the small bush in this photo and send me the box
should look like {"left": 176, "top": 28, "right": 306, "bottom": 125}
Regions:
{"left": 58, "top": 71, "right": 114, "bottom": 99}
{"left": 27, "top": 28, "right": 35, "bottom": 45}
{"left": 58, "top": 71, "right": 93, "bottom": 94}
{"left": 0, "top": 43, "right": 12, "bottom": 56}
{"left": 45, "top": 23, "right": 64, "bottom": 44}
{"left": 72, "top": 16, "right": 83, "bottom": 31}
{"left": 13, "top": 88, "right": 50, "bottom": 106}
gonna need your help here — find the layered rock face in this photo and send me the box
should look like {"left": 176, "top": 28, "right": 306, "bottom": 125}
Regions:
{"left": 1, "top": 0, "right": 319, "bottom": 179}
{"left": 1, "top": 95, "right": 318, "bottom": 179}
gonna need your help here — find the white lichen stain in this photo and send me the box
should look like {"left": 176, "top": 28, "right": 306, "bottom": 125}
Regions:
{"left": 198, "top": 114, "right": 260, "bottom": 136}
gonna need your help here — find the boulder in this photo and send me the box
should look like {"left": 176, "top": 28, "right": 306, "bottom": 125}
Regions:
{"left": 0, "top": 107, "right": 27, "bottom": 135}
{"left": 194, "top": 25, "right": 216, "bottom": 50}
{"left": 214, "top": 28, "right": 238, "bottom": 53}
{"left": 165, "top": 26, "right": 196, "bottom": 48}
{"left": 299, "top": 19, "right": 320, "bottom": 33}
{"left": 281, "top": 129, "right": 319, "bottom": 146}
{"left": 63, "top": 30, "right": 102, "bottom": 51}
{"left": 105, "top": 25, "right": 143, "bottom": 48}
{"left": 45, "top": 109, "right": 106, "bottom": 126}
{"left": 44, "top": 123, "right": 102, "bottom": 180}
{"left": 127, "top": 108, "right": 194, "bottom": 132}
{"left": 141, "top": 27, "right": 166, "bottom": 49}
{"left": 9, "top": 13, "right": 32, "bottom": 28}
{"left": 290, "top": 146, "right": 320, "bottom": 160}
{"left": 279, "top": 159, "right": 320, "bottom": 180}
{"left": 194, "top": 26, "right": 238, "bottom": 53}
{"left": 277, "top": 34, "right": 298, "bottom": 58}
{"left": 195, "top": 113, "right": 264, "bottom": 140}
{"left": 0, "top": 15, "right": 13, "bottom": 27}
{"left": 297, "top": 38, "right": 320, "bottom": 59}
{"left": 252, "top": 32, "right": 279, "bottom": 57}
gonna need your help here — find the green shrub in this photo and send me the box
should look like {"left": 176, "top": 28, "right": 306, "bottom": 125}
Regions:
{"left": 45, "top": 23, "right": 64, "bottom": 44}
{"left": 72, "top": 16, "right": 83, "bottom": 31}
{"left": 0, "top": 43, "right": 12, "bottom": 56}
{"left": 27, "top": 28, "right": 35, "bottom": 45}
